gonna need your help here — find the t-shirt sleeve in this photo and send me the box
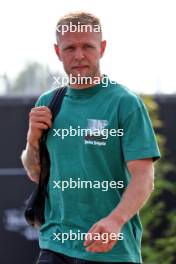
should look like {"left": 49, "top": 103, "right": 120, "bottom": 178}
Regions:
{"left": 120, "top": 96, "right": 161, "bottom": 162}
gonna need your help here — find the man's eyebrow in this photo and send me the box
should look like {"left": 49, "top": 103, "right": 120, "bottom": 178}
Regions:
{"left": 83, "top": 43, "right": 95, "bottom": 47}
{"left": 62, "top": 44, "right": 75, "bottom": 50}
{"left": 61, "top": 41, "right": 97, "bottom": 52}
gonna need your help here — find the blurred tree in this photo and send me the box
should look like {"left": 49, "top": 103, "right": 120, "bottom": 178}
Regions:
{"left": 140, "top": 95, "right": 176, "bottom": 264}
{"left": 9, "top": 62, "right": 65, "bottom": 95}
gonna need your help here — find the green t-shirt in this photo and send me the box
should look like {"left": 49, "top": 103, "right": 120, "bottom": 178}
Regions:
{"left": 35, "top": 76, "right": 161, "bottom": 263}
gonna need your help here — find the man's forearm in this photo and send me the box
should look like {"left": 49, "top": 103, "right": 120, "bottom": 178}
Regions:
{"left": 21, "top": 142, "right": 41, "bottom": 183}
{"left": 109, "top": 172, "right": 154, "bottom": 226}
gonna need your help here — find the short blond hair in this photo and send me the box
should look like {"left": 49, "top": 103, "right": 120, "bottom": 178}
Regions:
{"left": 55, "top": 11, "right": 102, "bottom": 41}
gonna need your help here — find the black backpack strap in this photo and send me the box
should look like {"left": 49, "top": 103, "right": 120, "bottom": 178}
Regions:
{"left": 41, "top": 86, "right": 67, "bottom": 140}
{"left": 48, "top": 86, "right": 68, "bottom": 121}
{"left": 39, "top": 86, "right": 67, "bottom": 188}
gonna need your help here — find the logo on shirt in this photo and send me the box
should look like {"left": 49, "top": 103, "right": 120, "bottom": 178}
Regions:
{"left": 84, "top": 119, "right": 109, "bottom": 146}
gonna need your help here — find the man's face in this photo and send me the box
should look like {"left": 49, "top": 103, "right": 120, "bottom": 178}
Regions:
{"left": 54, "top": 30, "right": 106, "bottom": 79}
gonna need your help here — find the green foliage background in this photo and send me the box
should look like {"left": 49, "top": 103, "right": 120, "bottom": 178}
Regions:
{"left": 141, "top": 96, "right": 176, "bottom": 264}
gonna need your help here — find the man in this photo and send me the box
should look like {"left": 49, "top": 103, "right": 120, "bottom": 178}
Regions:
{"left": 21, "top": 12, "right": 161, "bottom": 264}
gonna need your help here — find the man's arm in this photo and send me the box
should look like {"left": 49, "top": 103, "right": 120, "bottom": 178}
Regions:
{"left": 21, "top": 142, "right": 41, "bottom": 183}
{"left": 84, "top": 158, "right": 154, "bottom": 252}
{"left": 21, "top": 106, "right": 52, "bottom": 183}
{"left": 109, "top": 158, "right": 154, "bottom": 224}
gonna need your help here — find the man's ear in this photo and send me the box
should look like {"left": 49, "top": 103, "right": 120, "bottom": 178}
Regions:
{"left": 100, "top": 40, "right": 106, "bottom": 58}
{"left": 54, "top": 43, "right": 62, "bottom": 61}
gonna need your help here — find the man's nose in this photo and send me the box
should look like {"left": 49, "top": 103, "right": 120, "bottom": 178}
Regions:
{"left": 74, "top": 48, "right": 85, "bottom": 60}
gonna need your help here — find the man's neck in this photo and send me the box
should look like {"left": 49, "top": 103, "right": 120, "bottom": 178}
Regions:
{"left": 69, "top": 73, "right": 103, "bottom": 89}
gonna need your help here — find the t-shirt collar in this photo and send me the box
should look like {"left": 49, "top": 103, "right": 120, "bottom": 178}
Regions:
{"left": 66, "top": 74, "right": 109, "bottom": 97}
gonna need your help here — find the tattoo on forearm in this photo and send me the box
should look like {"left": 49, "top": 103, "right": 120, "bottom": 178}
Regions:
{"left": 21, "top": 144, "right": 41, "bottom": 180}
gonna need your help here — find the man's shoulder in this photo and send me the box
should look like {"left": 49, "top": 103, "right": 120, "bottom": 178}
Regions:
{"left": 111, "top": 81, "right": 149, "bottom": 125}
{"left": 35, "top": 87, "right": 59, "bottom": 107}
{"left": 109, "top": 80, "right": 143, "bottom": 108}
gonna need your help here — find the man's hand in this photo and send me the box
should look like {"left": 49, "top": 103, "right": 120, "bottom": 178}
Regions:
{"left": 83, "top": 159, "right": 154, "bottom": 253}
{"left": 21, "top": 106, "right": 52, "bottom": 183}
{"left": 27, "top": 106, "right": 52, "bottom": 146}
{"left": 83, "top": 214, "right": 123, "bottom": 253}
